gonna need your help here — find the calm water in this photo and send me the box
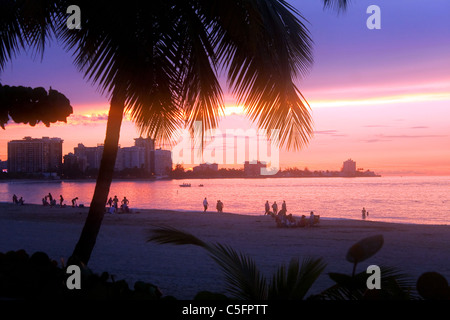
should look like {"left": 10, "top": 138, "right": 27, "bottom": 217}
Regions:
{"left": 1, "top": 176, "right": 449, "bottom": 225}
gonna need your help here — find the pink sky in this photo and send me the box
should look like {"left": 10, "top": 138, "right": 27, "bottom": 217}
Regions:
{"left": 1, "top": 0, "right": 449, "bottom": 176}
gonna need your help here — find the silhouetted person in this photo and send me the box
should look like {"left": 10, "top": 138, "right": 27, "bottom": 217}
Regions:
{"left": 18, "top": 197, "right": 24, "bottom": 205}
{"left": 362, "top": 207, "right": 367, "bottom": 220}
{"left": 203, "top": 197, "right": 208, "bottom": 212}
{"left": 216, "top": 200, "right": 223, "bottom": 213}
{"left": 265, "top": 201, "right": 270, "bottom": 215}
{"left": 113, "top": 195, "right": 119, "bottom": 210}
{"left": 72, "top": 197, "right": 78, "bottom": 207}
{"left": 121, "top": 196, "right": 130, "bottom": 213}
{"left": 282, "top": 200, "right": 287, "bottom": 212}
{"left": 272, "top": 201, "right": 278, "bottom": 215}
{"left": 59, "top": 195, "right": 64, "bottom": 207}
{"left": 12, "top": 194, "right": 18, "bottom": 204}
{"left": 309, "top": 211, "right": 315, "bottom": 227}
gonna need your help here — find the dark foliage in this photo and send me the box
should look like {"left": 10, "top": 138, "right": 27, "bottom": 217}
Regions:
{"left": 0, "top": 83, "right": 73, "bottom": 129}
{"left": 0, "top": 249, "right": 164, "bottom": 300}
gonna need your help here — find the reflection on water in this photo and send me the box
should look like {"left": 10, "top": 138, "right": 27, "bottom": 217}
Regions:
{"left": 1, "top": 176, "right": 449, "bottom": 225}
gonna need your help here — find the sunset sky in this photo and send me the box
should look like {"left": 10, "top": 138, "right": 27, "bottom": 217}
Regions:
{"left": 1, "top": 0, "right": 449, "bottom": 176}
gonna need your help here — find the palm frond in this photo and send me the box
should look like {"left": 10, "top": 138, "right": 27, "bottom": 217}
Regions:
{"left": 269, "top": 257, "right": 326, "bottom": 299}
{"left": 319, "top": 266, "right": 417, "bottom": 300}
{"left": 0, "top": 0, "right": 62, "bottom": 72}
{"left": 322, "top": 0, "right": 350, "bottom": 12}
{"left": 147, "top": 225, "right": 267, "bottom": 300}
{"left": 204, "top": 0, "right": 315, "bottom": 150}
{"left": 147, "top": 225, "right": 207, "bottom": 248}
{"left": 208, "top": 243, "right": 267, "bottom": 300}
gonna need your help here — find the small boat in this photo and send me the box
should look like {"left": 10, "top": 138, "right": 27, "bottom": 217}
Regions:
{"left": 198, "top": 184, "right": 204, "bottom": 187}
{"left": 179, "top": 183, "right": 191, "bottom": 187}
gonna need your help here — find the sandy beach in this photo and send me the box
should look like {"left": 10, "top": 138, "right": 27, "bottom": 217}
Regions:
{"left": 0, "top": 202, "right": 449, "bottom": 299}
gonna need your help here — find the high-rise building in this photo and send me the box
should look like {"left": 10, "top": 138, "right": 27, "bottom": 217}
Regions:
{"left": 341, "top": 158, "right": 357, "bottom": 176}
{"left": 244, "top": 160, "right": 267, "bottom": 176}
{"left": 152, "top": 148, "right": 172, "bottom": 176}
{"left": 7, "top": 136, "right": 63, "bottom": 174}
{"left": 73, "top": 143, "right": 104, "bottom": 171}
{"left": 134, "top": 137, "right": 154, "bottom": 173}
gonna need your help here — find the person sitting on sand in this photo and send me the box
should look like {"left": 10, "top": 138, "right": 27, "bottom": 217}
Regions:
{"left": 286, "top": 214, "right": 297, "bottom": 227}
{"left": 18, "top": 197, "right": 24, "bottom": 205}
{"left": 298, "top": 215, "right": 307, "bottom": 227}
{"left": 42, "top": 197, "right": 49, "bottom": 206}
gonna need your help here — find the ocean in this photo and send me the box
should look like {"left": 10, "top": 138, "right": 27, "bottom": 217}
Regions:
{"left": 1, "top": 176, "right": 449, "bottom": 225}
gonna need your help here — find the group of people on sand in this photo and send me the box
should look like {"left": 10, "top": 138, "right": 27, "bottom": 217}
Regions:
{"left": 42, "top": 192, "right": 78, "bottom": 208}
{"left": 264, "top": 200, "right": 287, "bottom": 216}
{"left": 202, "top": 197, "right": 224, "bottom": 213}
{"left": 107, "top": 195, "right": 131, "bottom": 213}
{"left": 12, "top": 194, "right": 24, "bottom": 205}
{"left": 264, "top": 200, "right": 319, "bottom": 228}
{"left": 40, "top": 193, "right": 79, "bottom": 208}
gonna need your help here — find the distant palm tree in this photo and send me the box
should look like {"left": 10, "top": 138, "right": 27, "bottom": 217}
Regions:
{"left": 0, "top": 0, "right": 348, "bottom": 265}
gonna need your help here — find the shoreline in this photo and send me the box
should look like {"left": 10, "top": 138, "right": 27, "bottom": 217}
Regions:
{"left": 1, "top": 202, "right": 448, "bottom": 227}
{"left": 1, "top": 202, "right": 450, "bottom": 299}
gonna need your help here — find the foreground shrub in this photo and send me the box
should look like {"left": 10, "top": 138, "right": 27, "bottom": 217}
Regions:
{"left": 0, "top": 249, "right": 164, "bottom": 300}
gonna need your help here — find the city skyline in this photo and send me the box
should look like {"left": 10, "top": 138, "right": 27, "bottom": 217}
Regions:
{"left": 1, "top": 0, "right": 449, "bottom": 176}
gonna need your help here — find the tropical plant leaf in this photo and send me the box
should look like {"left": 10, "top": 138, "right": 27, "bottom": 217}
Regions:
{"left": 346, "top": 234, "right": 384, "bottom": 264}
{"left": 322, "top": 0, "right": 349, "bottom": 12}
{"left": 147, "top": 225, "right": 267, "bottom": 300}
{"left": 269, "top": 257, "right": 326, "bottom": 300}
{"left": 321, "top": 266, "right": 417, "bottom": 300}
{"left": 416, "top": 271, "right": 449, "bottom": 300}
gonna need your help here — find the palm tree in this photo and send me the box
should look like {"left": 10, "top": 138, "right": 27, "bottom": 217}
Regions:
{"left": 1, "top": 0, "right": 349, "bottom": 265}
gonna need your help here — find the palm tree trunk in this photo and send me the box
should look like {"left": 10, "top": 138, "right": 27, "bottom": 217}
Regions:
{"left": 69, "top": 93, "right": 125, "bottom": 265}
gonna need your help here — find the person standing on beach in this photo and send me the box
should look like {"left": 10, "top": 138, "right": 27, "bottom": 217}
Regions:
{"left": 362, "top": 207, "right": 367, "bottom": 220}
{"left": 59, "top": 195, "right": 64, "bottom": 207}
{"left": 113, "top": 195, "right": 119, "bottom": 211}
{"left": 72, "top": 197, "right": 78, "bottom": 207}
{"left": 203, "top": 197, "right": 208, "bottom": 212}
{"left": 265, "top": 201, "right": 270, "bottom": 215}
{"left": 272, "top": 201, "right": 278, "bottom": 215}
{"left": 12, "top": 194, "right": 18, "bottom": 204}
{"left": 282, "top": 200, "right": 287, "bottom": 213}
{"left": 216, "top": 200, "right": 223, "bottom": 213}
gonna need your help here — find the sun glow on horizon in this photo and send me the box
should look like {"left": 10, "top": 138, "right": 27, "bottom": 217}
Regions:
{"left": 309, "top": 92, "right": 450, "bottom": 109}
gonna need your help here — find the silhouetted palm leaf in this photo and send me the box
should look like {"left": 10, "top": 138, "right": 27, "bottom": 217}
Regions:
{"left": 148, "top": 225, "right": 267, "bottom": 299}
{"left": 269, "top": 257, "right": 326, "bottom": 299}
{"left": 320, "top": 266, "right": 416, "bottom": 300}
{"left": 346, "top": 234, "right": 384, "bottom": 276}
